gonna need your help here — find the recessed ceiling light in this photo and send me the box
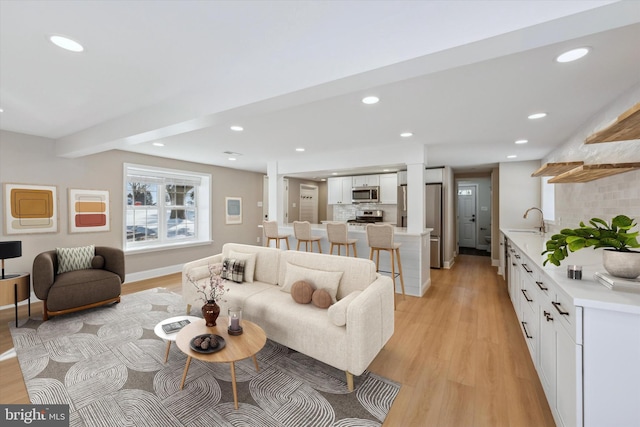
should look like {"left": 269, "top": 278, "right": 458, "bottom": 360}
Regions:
{"left": 49, "top": 35, "right": 84, "bottom": 52}
{"left": 556, "top": 47, "right": 590, "bottom": 63}
{"left": 0, "top": 108, "right": 4, "bottom": 113}
{"left": 230, "top": 125, "right": 244, "bottom": 131}
{"left": 332, "top": 172, "right": 338, "bottom": 176}
{"left": 515, "top": 139, "right": 528, "bottom": 145}
{"left": 507, "top": 155, "right": 518, "bottom": 159}
{"left": 400, "top": 132, "right": 413, "bottom": 138}
{"left": 152, "top": 142, "right": 165, "bottom": 147}
{"left": 295, "top": 148, "right": 305, "bottom": 152}
{"left": 228, "top": 157, "right": 237, "bottom": 161}
{"left": 362, "top": 96, "right": 379, "bottom": 105}
{"left": 528, "top": 112, "right": 547, "bottom": 120}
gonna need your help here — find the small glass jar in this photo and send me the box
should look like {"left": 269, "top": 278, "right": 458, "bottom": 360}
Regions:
{"left": 567, "top": 265, "right": 582, "bottom": 280}
{"left": 228, "top": 307, "right": 243, "bottom": 335}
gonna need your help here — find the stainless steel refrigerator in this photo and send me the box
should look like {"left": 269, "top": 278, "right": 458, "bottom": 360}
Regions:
{"left": 425, "top": 183, "right": 443, "bottom": 268}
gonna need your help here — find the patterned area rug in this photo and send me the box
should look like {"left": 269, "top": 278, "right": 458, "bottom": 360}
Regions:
{"left": 9, "top": 288, "right": 400, "bottom": 426}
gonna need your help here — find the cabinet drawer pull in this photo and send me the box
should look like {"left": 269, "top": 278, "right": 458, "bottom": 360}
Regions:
{"left": 521, "top": 264, "right": 533, "bottom": 273}
{"left": 552, "top": 301, "right": 570, "bottom": 316}
{"left": 510, "top": 249, "right": 515, "bottom": 253}
{"left": 521, "top": 289, "right": 533, "bottom": 302}
{"left": 512, "top": 263, "right": 517, "bottom": 266}
{"left": 521, "top": 321, "right": 533, "bottom": 339}
{"left": 536, "top": 281, "right": 548, "bottom": 291}
{"left": 544, "top": 310, "right": 554, "bottom": 322}
{"left": 514, "top": 254, "right": 521, "bottom": 259}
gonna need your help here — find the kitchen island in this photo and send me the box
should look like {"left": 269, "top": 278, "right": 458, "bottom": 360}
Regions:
{"left": 502, "top": 229, "right": 640, "bottom": 427}
{"left": 277, "top": 223, "right": 432, "bottom": 297}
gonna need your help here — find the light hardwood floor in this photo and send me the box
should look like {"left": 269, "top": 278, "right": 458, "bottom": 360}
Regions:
{"left": 0, "top": 255, "right": 555, "bottom": 426}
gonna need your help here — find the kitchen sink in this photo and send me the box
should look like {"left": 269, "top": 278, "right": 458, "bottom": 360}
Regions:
{"left": 507, "top": 229, "right": 541, "bottom": 234}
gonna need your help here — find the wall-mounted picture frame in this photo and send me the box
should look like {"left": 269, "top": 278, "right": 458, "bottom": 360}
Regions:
{"left": 3, "top": 183, "right": 59, "bottom": 234}
{"left": 69, "top": 188, "right": 110, "bottom": 233}
{"left": 225, "top": 197, "right": 242, "bottom": 224}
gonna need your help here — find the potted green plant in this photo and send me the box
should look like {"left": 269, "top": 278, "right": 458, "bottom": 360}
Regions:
{"left": 542, "top": 215, "right": 640, "bottom": 279}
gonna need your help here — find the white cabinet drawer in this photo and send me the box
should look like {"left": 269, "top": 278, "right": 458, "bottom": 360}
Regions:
{"left": 551, "top": 288, "right": 578, "bottom": 341}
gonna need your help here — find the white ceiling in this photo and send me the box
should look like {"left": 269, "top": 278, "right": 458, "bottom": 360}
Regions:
{"left": 1, "top": 1, "right": 639, "bottom": 179}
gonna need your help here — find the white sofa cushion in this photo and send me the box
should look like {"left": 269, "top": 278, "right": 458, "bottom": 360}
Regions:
{"left": 328, "top": 291, "right": 362, "bottom": 326}
{"left": 281, "top": 262, "right": 343, "bottom": 303}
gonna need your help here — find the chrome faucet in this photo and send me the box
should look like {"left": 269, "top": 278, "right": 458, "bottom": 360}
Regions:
{"left": 523, "top": 207, "right": 546, "bottom": 234}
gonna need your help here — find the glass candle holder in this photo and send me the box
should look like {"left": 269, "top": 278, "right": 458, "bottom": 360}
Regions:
{"left": 228, "top": 307, "right": 243, "bottom": 335}
{"left": 567, "top": 265, "right": 582, "bottom": 280}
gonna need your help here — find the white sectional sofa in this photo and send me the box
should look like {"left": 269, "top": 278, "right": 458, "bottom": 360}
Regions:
{"left": 182, "top": 243, "right": 395, "bottom": 390}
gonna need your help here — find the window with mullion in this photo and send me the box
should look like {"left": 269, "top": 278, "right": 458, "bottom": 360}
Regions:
{"left": 124, "top": 163, "right": 210, "bottom": 251}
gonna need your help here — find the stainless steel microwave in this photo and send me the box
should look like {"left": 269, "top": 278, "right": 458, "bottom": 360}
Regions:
{"left": 352, "top": 186, "right": 379, "bottom": 203}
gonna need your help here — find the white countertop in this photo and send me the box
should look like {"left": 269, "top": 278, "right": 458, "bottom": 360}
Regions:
{"left": 283, "top": 222, "right": 432, "bottom": 237}
{"left": 502, "top": 229, "right": 640, "bottom": 314}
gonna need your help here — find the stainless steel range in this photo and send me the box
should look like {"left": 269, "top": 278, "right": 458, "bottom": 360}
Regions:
{"left": 347, "top": 210, "right": 383, "bottom": 225}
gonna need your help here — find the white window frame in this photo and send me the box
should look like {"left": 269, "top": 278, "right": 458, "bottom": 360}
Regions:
{"left": 123, "top": 163, "right": 211, "bottom": 253}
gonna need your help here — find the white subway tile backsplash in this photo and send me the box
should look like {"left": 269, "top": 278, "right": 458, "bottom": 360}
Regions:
{"left": 552, "top": 169, "right": 640, "bottom": 232}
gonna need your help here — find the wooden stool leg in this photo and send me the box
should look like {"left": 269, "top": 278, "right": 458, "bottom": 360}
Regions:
{"left": 352, "top": 243, "right": 357, "bottom": 257}
{"left": 345, "top": 244, "right": 349, "bottom": 257}
{"left": 285, "top": 237, "right": 290, "bottom": 249}
{"left": 275, "top": 238, "right": 280, "bottom": 249}
{"left": 317, "top": 240, "right": 322, "bottom": 253}
{"left": 296, "top": 240, "right": 301, "bottom": 251}
{"left": 396, "top": 248, "right": 406, "bottom": 297}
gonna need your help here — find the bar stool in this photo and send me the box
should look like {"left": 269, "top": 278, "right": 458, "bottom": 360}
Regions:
{"left": 366, "top": 224, "right": 405, "bottom": 303}
{"left": 293, "top": 221, "right": 322, "bottom": 253}
{"left": 263, "top": 220, "right": 290, "bottom": 249}
{"left": 326, "top": 222, "right": 358, "bottom": 257}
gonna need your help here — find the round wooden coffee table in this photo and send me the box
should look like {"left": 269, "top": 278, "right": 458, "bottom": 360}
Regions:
{"left": 176, "top": 317, "right": 267, "bottom": 409}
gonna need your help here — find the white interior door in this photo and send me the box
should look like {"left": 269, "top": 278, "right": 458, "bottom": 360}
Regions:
{"left": 299, "top": 184, "right": 318, "bottom": 223}
{"left": 458, "top": 184, "right": 477, "bottom": 248}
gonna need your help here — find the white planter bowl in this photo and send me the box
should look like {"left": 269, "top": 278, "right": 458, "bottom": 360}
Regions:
{"left": 603, "top": 249, "right": 640, "bottom": 279}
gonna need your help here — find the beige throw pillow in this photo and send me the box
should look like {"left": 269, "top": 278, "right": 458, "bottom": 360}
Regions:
{"left": 281, "top": 262, "right": 343, "bottom": 303}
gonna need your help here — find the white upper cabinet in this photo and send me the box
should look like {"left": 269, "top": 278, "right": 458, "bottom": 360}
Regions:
{"left": 425, "top": 168, "right": 444, "bottom": 183}
{"left": 352, "top": 174, "right": 380, "bottom": 187}
{"left": 397, "top": 171, "right": 407, "bottom": 185}
{"left": 327, "top": 177, "right": 353, "bottom": 204}
{"left": 379, "top": 173, "right": 398, "bottom": 204}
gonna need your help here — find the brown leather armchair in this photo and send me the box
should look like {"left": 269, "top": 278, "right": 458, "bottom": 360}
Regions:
{"left": 33, "top": 246, "right": 125, "bottom": 320}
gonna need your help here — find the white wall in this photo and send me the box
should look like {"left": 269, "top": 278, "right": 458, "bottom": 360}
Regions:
{"left": 499, "top": 160, "right": 542, "bottom": 230}
{"left": 543, "top": 83, "right": 640, "bottom": 231}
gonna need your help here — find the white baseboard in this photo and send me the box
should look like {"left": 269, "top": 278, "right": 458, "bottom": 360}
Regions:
{"left": 125, "top": 263, "right": 183, "bottom": 284}
{"left": 492, "top": 259, "right": 500, "bottom": 267}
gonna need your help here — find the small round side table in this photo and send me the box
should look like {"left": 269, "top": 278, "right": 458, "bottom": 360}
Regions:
{"left": 154, "top": 315, "right": 201, "bottom": 363}
{"left": 0, "top": 272, "right": 30, "bottom": 327}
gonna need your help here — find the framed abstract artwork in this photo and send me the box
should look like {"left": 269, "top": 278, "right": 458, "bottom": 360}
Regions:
{"left": 225, "top": 197, "right": 242, "bottom": 224}
{"left": 68, "top": 188, "right": 110, "bottom": 233}
{"left": 3, "top": 183, "right": 59, "bottom": 234}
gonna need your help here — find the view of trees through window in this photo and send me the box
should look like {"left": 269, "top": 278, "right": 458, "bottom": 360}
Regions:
{"left": 125, "top": 181, "right": 196, "bottom": 244}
